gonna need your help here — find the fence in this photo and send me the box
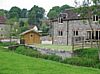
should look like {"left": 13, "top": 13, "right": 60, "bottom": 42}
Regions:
{"left": 72, "top": 36, "right": 100, "bottom": 50}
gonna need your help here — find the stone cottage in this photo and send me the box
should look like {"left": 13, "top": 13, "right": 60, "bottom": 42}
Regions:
{"left": 51, "top": 8, "right": 100, "bottom": 45}
{"left": 0, "top": 16, "right": 10, "bottom": 39}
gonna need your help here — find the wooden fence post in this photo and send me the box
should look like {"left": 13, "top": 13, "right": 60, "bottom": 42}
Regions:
{"left": 72, "top": 37, "right": 74, "bottom": 52}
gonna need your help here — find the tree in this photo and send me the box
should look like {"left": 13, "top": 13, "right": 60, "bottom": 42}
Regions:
{"left": 19, "top": 21, "right": 29, "bottom": 33}
{"left": 20, "top": 8, "right": 28, "bottom": 18}
{"left": 9, "top": 6, "right": 21, "bottom": 20}
{"left": 60, "top": 4, "right": 73, "bottom": 12}
{"left": 6, "top": 18, "right": 19, "bottom": 44}
{"left": 75, "top": 0, "right": 100, "bottom": 60}
{"left": 47, "top": 6, "right": 60, "bottom": 19}
{"left": 28, "top": 5, "right": 45, "bottom": 27}
{"left": 47, "top": 5, "right": 73, "bottom": 19}
{"left": 0, "top": 9, "right": 5, "bottom": 16}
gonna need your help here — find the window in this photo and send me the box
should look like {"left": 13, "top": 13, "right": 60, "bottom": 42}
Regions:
{"left": 30, "top": 34, "right": 33, "bottom": 37}
{"left": 73, "top": 31, "right": 78, "bottom": 36}
{"left": 93, "top": 15, "right": 99, "bottom": 21}
{"left": 58, "top": 30, "right": 63, "bottom": 36}
{"left": 76, "top": 31, "right": 78, "bottom": 35}
{"left": 58, "top": 17, "right": 63, "bottom": 23}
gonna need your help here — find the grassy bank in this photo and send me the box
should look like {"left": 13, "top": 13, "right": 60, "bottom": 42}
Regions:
{"left": 0, "top": 50, "right": 100, "bottom": 74}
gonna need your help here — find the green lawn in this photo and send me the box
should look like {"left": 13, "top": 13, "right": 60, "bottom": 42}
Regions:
{"left": 0, "top": 49, "right": 100, "bottom": 74}
{"left": 35, "top": 44, "right": 72, "bottom": 51}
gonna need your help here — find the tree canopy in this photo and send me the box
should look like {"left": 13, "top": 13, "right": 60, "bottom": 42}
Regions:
{"left": 28, "top": 5, "right": 45, "bottom": 26}
{"left": 47, "top": 4, "right": 73, "bottom": 19}
{"left": 20, "top": 8, "right": 28, "bottom": 18}
{"left": 9, "top": 6, "right": 21, "bottom": 20}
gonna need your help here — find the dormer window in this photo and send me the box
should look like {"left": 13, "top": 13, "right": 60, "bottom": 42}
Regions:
{"left": 93, "top": 15, "right": 99, "bottom": 21}
{"left": 58, "top": 17, "right": 63, "bottom": 23}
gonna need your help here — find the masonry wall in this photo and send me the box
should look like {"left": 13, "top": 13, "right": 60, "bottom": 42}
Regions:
{"left": 52, "top": 19, "right": 100, "bottom": 45}
{"left": 0, "top": 24, "right": 10, "bottom": 39}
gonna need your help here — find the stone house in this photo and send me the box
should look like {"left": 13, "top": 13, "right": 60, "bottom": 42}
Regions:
{"left": 0, "top": 16, "right": 10, "bottom": 39}
{"left": 51, "top": 9, "right": 100, "bottom": 45}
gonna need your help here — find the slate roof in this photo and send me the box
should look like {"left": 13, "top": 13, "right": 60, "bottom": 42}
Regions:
{"left": 0, "top": 16, "right": 6, "bottom": 24}
{"left": 60, "top": 8, "right": 79, "bottom": 20}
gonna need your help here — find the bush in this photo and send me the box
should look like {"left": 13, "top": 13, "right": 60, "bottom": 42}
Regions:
{"left": 47, "top": 55, "right": 62, "bottom": 62}
{"left": 62, "top": 57, "right": 98, "bottom": 67}
{"left": 95, "top": 63, "right": 100, "bottom": 69}
{"left": 0, "top": 42, "right": 17, "bottom": 46}
{"left": 74, "top": 48, "right": 98, "bottom": 60}
{"left": 15, "top": 46, "right": 41, "bottom": 57}
{"left": 15, "top": 46, "right": 62, "bottom": 62}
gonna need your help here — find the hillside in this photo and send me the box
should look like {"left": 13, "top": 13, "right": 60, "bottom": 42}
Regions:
{"left": 0, "top": 50, "right": 100, "bottom": 74}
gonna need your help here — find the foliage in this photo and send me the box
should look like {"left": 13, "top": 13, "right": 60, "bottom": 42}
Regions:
{"left": 62, "top": 57, "right": 98, "bottom": 68}
{"left": 9, "top": 6, "right": 21, "bottom": 19}
{"left": 40, "top": 22, "right": 50, "bottom": 33}
{"left": 60, "top": 4, "right": 73, "bottom": 12}
{"left": 28, "top": 5, "right": 45, "bottom": 26}
{"left": 0, "top": 42, "right": 16, "bottom": 46}
{"left": 47, "top": 6, "right": 60, "bottom": 19}
{"left": 47, "top": 5, "right": 73, "bottom": 19}
{"left": 15, "top": 46, "right": 41, "bottom": 57}
{"left": 20, "top": 8, "right": 28, "bottom": 18}
{"left": 0, "top": 9, "right": 5, "bottom": 16}
{"left": 19, "top": 21, "right": 29, "bottom": 33}
{"left": 6, "top": 18, "right": 20, "bottom": 38}
{"left": 15, "top": 46, "right": 62, "bottom": 61}
{"left": 74, "top": 48, "right": 98, "bottom": 60}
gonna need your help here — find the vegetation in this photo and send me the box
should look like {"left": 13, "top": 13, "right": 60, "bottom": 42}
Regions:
{"left": 28, "top": 5, "right": 45, "bottom": 26}
{"left": 15, "top": 46, "right": 62, "bottom": 62}
{"left": 61, "top": 48, "right": 100, "bottom": 68}
{"left": 0, "top": 47, "right": 100, "bottom": 74}
{"left": 75, "top": 0, "right": 100, "bottom": 61}
{"left": 47, "top": 4, "right": 73, "bottom": 19}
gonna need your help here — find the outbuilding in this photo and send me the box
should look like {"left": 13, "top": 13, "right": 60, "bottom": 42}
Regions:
{"left": 20, "top": 28, "right": 41, "bottom": 45}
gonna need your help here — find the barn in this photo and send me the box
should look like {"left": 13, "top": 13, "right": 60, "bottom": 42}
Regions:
{"left": 20, "top": 28, "right": 41, "bottom": 45}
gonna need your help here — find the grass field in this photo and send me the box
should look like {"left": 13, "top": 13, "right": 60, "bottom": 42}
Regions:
{"left": 35, "top": 44, "right": 72, "bottom": 51}
{"left": 0, "top": 48, "right": 100, "bottom": 74}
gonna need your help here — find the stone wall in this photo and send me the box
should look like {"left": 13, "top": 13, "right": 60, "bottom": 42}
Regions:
{"left": 0, "top": 24, "right": 10, "bottom": 39}
{"left": 52, "top": 19, "right": 100, "bottom": 45}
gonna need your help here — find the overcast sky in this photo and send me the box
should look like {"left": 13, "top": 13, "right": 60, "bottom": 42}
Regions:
{"left": 0, "top": 0, "right": 83, "bottom": 12}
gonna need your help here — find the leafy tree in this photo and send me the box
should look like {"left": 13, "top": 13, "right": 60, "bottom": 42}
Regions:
{"left": 40, "top": 22, "right": 49, "bottom": 33}
{"left": 60, "top": 4, "right": 73, "bottom": 12}
{"left": 75, "top": 0, "right": 100, "bottom": 60}
{"left": 6, "top": 18, "right": 19, "bottom": 44}
{"left": 9, "top": 6, "right": 21, "bottom": 20}
{"left": 0, "top": 10, "right": 5, "bottom": 16}
{"left": 19, "top": 21, "right": 29, "bottom": 33}
{"left": 47, "top": 5, "right": 73, "bottom": 19}
{"left": 47, "top": 6, "right": 60, "bottom": 19}
{"left": 20, "top": 8, "right": 28, "bottom": 18}
{"left": 28, "top": 5, "right": 45, "bottom": 27}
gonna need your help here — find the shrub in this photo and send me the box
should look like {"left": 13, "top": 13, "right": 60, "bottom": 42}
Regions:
{"left": 74, "top": 48, "right": 98, "bottom": 60}
{"left": 15, "top": 46, "right": 41, "bottom": 57}
{"left": 47, "top": 54, "right": 62, "bottom": 62}
{"left": 62, "top": 57, "right": 98, "bottom": 67}
{"left": 15, "top": 46, "right": 62, "bottom": 62}
{"left": 95, "top": 63, "right": 100, "bottom": 69}
{"left": 0, "top": 42, "right": 17, "bottom": 46}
